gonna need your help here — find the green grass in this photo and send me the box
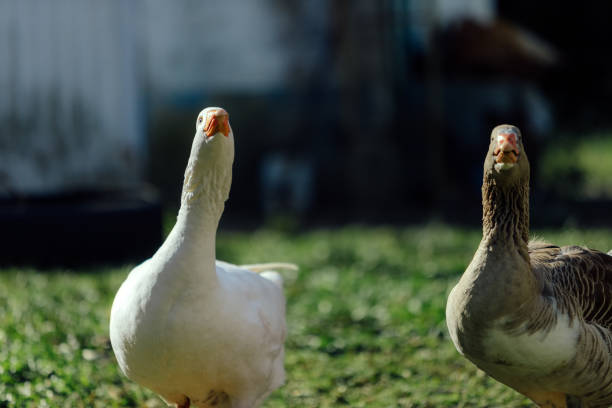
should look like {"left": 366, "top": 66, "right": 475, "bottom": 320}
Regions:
{"left": 539, "top": 133, "right": 612, "bottom": 198}
{"left": 2, "top": 224, "right": 612, "bottom": 407}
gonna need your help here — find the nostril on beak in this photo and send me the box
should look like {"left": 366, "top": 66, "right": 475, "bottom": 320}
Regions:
{"left": 497, "top": 133, "right": 518, "bottom": 153}
{"left": 212, "top": 108, "right": 228, "bottom": 118}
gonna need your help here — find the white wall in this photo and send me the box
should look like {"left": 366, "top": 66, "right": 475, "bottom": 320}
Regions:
{"left": 0, "top": 0, "right": 320, "bottom": 196}
{"left": 0, "top": 0, "right": 143, "bottom": 195}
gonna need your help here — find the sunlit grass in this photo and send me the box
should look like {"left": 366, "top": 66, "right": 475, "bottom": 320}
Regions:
{"left": 2, "top": 225, "right": 612, "bottom": 406}
{"left": 539, "top": 132, "right": 612, "bottom": 198}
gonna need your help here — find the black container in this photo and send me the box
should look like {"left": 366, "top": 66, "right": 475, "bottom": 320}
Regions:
{"left": 0, "top": 188, "right": 162, "bottom": 268}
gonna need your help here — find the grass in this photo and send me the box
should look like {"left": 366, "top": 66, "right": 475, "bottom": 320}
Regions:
{"left": 539, "top": 132, "right": 612, "bottom": 198}
{"left": 2, "top": 224, "right": 612, "bottom": 407}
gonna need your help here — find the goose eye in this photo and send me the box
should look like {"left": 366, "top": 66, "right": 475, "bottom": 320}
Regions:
{"left": 198, "top": 116, "right": 203, "bottom": 124}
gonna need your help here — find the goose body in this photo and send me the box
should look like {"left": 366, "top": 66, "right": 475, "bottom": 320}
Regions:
{"left": 110, "top": 108, "right": 293, "bottom": 408}
{"left": 446, "top": 125, "right": 612, "bottom": 407}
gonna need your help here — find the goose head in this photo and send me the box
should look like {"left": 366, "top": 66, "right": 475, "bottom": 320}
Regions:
{"left": 182, "top": 107, "right": 235, "bottom": 206}
{"left": 484, "top": 124, "right": 529, "bottom": 187}
{"left": 193, "top": 106, "right": 234, "bottom": 158}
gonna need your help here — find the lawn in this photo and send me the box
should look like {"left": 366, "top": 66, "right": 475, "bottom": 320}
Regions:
{"left": 2, "top": 224, "right": 612, "bottom": 407}
{"left": 539, "top": 132, "right": 612, "bottom": 198}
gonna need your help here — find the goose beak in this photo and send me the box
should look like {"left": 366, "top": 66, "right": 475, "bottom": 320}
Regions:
{"left": 204, "top": 108, "right": 230, "bottom": 138}
{"left": 493, "top": 132, "right": 519, "bottom": 170}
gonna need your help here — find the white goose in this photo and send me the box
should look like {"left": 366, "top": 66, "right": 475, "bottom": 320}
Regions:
{"left": 110, "top": 107, "right": 296, "bottom": 408}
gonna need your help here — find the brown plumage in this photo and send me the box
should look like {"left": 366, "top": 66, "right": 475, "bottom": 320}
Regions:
{"left": 446, "top": 124, "right": 612, "bottom": 408}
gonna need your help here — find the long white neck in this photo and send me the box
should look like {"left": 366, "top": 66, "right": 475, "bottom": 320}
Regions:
{"left": 153, "top": 134, "right": 233, "bottom": 286}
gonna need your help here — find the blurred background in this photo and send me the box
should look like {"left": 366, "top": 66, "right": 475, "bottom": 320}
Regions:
{"left": 2, "top": 0, "right": 612, "bottom": 266}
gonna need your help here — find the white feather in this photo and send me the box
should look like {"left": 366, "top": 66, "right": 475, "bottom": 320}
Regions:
{"left": 483, "top": 309, "right": 579, "bottom": 372}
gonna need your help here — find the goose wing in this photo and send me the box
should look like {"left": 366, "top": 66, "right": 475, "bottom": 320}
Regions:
{"left": 529, "top": 241, "right": 612, "bottom": 329}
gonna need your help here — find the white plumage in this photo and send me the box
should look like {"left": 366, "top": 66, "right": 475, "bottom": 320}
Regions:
{"left": 110, "top": 107, "right": 295, "bottom": 408}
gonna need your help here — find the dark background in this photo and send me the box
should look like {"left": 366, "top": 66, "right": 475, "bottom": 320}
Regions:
{"left": 2, "top": 0, "right": 612, "bottom": 265}
{"left": 147, "top": 1, "right": 611, "bottom": 226}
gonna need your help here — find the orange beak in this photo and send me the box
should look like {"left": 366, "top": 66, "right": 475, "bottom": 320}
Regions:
{"left": 494, "top": 132, "right": 519, "bottom": 164}
{"left": 204, "top": 108, "right": 230, "bottom": 138}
